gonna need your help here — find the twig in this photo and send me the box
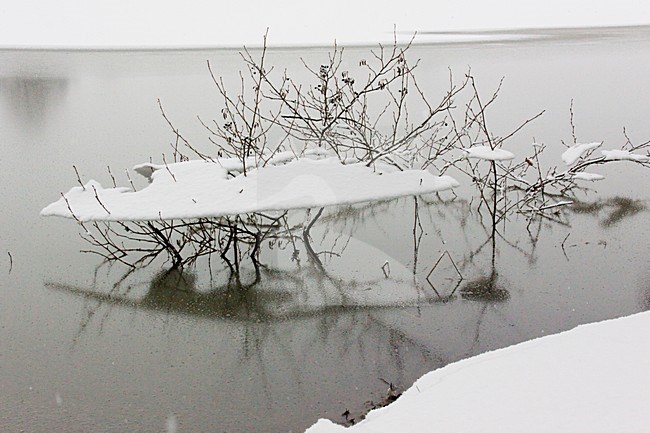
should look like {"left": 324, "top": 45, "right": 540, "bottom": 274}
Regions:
{"left": 107, "top": 166, "right": 117, "bottom": 188}
{"left": 125, "top": 169, "right": 137, "bottom": 191}
{"left": 561, "top": 232, "right": 571, "bottom": 261}
{"left": 426, "top": 250, "right": 463, "bottom": 283}
{"left": 91, "top": 185, "right": 111, "bottom": 215}
{"left": 73, "top": 165, "right": 85, "bottom": 190}
{"left": 162, "top": 153, "right": 177, "bottom": 182}
{"left": 569, "top": 99, "right": 577, "bottom": 145}
{"left": 381, "top": 261, "right": 390, "bottom": 278}
{"left": 61, "top": 193, "right": 81, "bottom": 223}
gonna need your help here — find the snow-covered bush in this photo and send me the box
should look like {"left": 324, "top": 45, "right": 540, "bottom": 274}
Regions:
{"left": 42, "top": 36, "right": 650, "bottom": 273}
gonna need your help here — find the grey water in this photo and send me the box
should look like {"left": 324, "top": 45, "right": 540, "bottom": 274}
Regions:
{"left": 1, "top": 27, "right": 650, "bottom": 432}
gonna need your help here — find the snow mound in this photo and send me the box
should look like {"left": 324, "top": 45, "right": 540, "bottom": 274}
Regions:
{"left": 601, "top": 149, "right": 650, "bottom": 162}
{"left": 462, "top": 146, "right": 515, "bottom": 161}
{"left": 561, "top": 142, "right": 601, "bottom": 166}
{"left": 41, "top": 157, "right": 459, "bottom": 222}
{"left": 306, "top": 311, "right": 650, "bottom": 433}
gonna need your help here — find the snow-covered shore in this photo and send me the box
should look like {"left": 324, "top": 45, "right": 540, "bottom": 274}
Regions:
{"left": 306, "top": 310, "right": 650, "bottom": 433}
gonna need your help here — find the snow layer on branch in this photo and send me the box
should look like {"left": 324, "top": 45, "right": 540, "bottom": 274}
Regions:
{"left": 305, "top": 311, "right": 650, "bottom": 433}
{"left": 462, "top": 146, "right": 515, "bottom": 161}
{"left": 601, "top": 149, "right": 650, "bottom": 162}
{"left": 41, "top": 158, "right": 459, "bottom": 222}
{"left": 572, "top": 172, "right": 605, "bottom": 181}
{"left": 132, "top": 152, "right": 298, "bottom": 181}
{"left": 561, "top": 142, "right": 601, "bottom": 166}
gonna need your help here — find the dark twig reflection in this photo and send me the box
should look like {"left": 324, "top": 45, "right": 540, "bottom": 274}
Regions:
{"left": 570, "top": 197, "right": 647, "bottom": 227}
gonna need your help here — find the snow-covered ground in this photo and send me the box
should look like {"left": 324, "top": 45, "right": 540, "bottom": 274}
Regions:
{"left": 306, "top": 310, "right": 650, "bottom": 433}
{"left": 1, "top": 0, "right": 650, "bottom": 48}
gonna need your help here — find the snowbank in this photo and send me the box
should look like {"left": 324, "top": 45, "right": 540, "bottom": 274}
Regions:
{"left": 306, "top": 311, "right": 650, "bottom": 433}
{"left": 41, "top": 157, "right": 459, "bottom": 221}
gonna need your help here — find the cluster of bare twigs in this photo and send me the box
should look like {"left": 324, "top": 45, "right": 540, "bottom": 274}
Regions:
{"left": 438, "top": 85, "right": 650, "bottom": 227}
{"left": 509, "top": 134, "right": 649, "bottom": 219}
{"left": 71, "top": 210, "right": 312, "bottom": 274}
{"left": 77, "top": 217, "right": 256, "bottom": 270}
{"left": 76, "top": 34, "right": 475, "bottom": 271}
{"left": 67, "top": 191, "right": 342, "bottom": 275}
{"left": 250, "top": 34, "right": 466, "bottom": 170}
{"left": 164, "top": 31, "right": 469, "bottom": 172}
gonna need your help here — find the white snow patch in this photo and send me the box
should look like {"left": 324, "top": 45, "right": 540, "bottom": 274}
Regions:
{"left": 462, "top": 146, "right": 515, "bottom": 161}
{"left": 305, "top": 311, "right": 650, "bottom": 433}
{"left": 571, "top": 172, "right": 605, "bottom": 181}
{"left": 41, "top": 158, "right": 459, "bottom": 222}
{"left": 561, "top": 142, "right": 601, "bottom": 166}
{"left": 601, "top": 149, "right": 650, "bottom": 162}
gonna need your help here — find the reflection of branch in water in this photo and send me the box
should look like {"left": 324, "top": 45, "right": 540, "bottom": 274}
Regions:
{"left": 420, "top": 196, "right": 554, "bottom": 278}
{"left": 419, "top": 195, "right": 474, "bottom": 232}
{"left": 641, "top": 275, "right": 650, "bottom": 311}
{"left": 412, "top": 197, "right": 424, "bottom": 278}
{"left": 428, "top": 201, "right": 512, "bottom": 302}
{"left": 303, "top": 208, "right": 325, "bottom": 271}
{"left": 318, "top": 199, "right": 398, "bottom": 236}
{"left": 570, "top": 197, "right": 647, "bottom": 227}
{"left": 467, "top": 303, "right": 489, "bottom": 356}
{"left": 494, "top": 229, "right": 535, "bottom": 266}
{"left": 354, "top": 192, "right": 648, "bottom": 311}
{"left": 464, "top": 292, "right": 518, "bottom": 357}
{"left": 425, "top": 250, "right": 464, "bottom": 302}
{"left": 54, "top": 188, "right": 647, "bottom": 337}
{"left": 68, "top": 260, "right": 141, "bottom": 349}
{"left": 49, "top": 263, "right": 444, "bottom": 418}
{"left": 50, "top": 247, "right": 451, "bottom": 403}
{"left": 46, "top": 258, "right": 441, "bottom": 334}
{"left": 383, "top": 319, "right": 445, "bottom": 383}
{"left": 426, "top": 279, "right": 463, "bottom": 303}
